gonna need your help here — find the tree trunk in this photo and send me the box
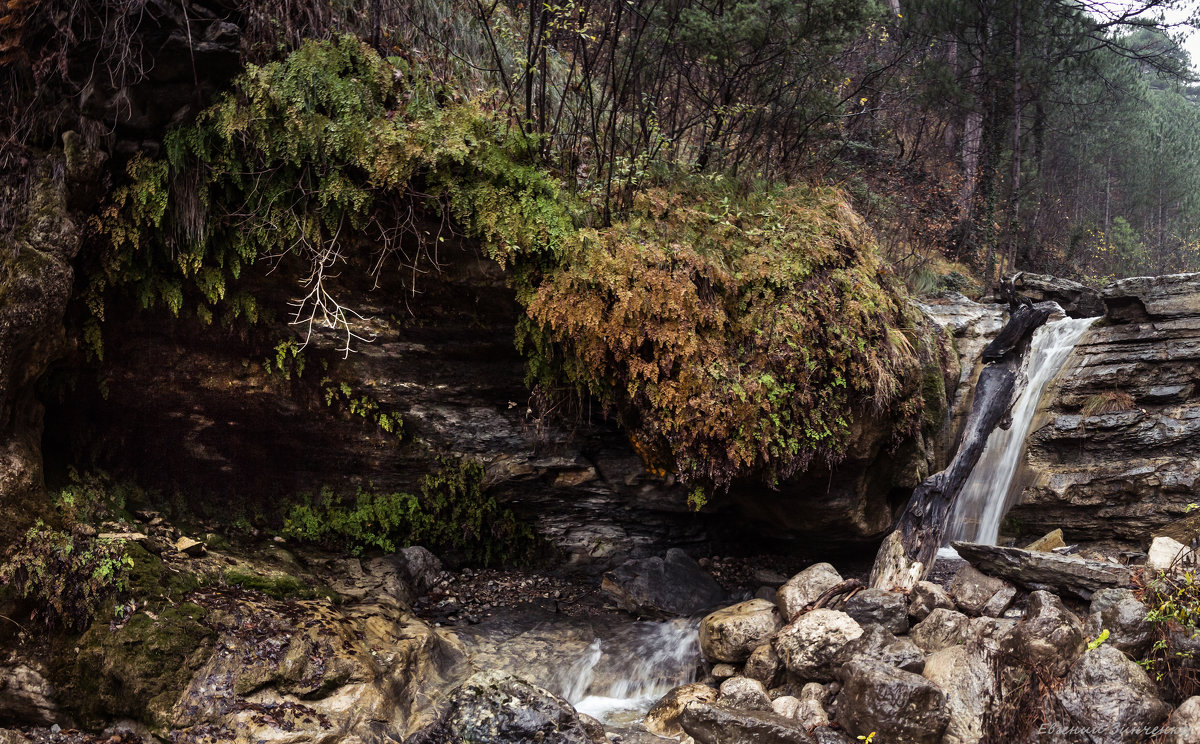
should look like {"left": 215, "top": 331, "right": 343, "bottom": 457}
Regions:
{"left": 870, "top": 303, "right": 1051, "bottom": 592}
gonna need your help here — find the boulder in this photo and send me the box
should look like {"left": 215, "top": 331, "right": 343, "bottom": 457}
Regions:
{"left": 909, "top": 608, "right": 970, "bottom": 654}
{"left": 965, "top": 616, "right": 1016, "bottom": 655}
{"left": 776, "top": 564, "right": 843, "bottom": 621}
{"left": 411, "top": 670, "right": 598, "bottom": 744}
{"left": 796, "top": 683, "right": 832, "bottom": 729}
{"left": 712, "top": 663, "right": 738, "bottom": 679}
{"left": 952, "top": 541, "right": 1132, "bottom": 599}
{"left": 835, "top": 624, "right": 925, "bottom": 674}
{"left": 921, "top": 645, "right": 994, "bottom": 744}
{"left": 1053, "top": 646, "right": 1171, "bottom": 744}
{"left": 643, "top": 683, "right": 718, "bottom": 739}
{"left": 700, "top": 599, "right": 784, "bottom": 663}
{"left": 392, "top": 546, "right": 444, "bottom": 594}
{"left": 909, "top": 581, "right": 955, "bottom": 621}
{"left": 679, "top": 701, "right": 815, "bottom": 744}
{"left": 773, "top": 610, "right": 863, "bottom": 682}
{"left": 743, "top": 644, "right": 782, "bottom": 688}
{"left": 0, "top": 730, "right": 31, "bottom": 744}
{"left": 719, "top": 676, "right": 773, "bottom": 711}
{"left": 843, "top": 589, "right": 908, "bottom": 634}
{"left": 1024, "top": 528, "right": 1066, "bottom": 552}
{"left": 1148, "top": 536, "right": 1195, "bottom": 574}
{"left": 1002, "top": 590, "right": 1085, "bottom": 677}
{"left": 1163, "top": 695, "right": 1200, "bottom": 744}
{"left": 1084, "top": 594, "right": 1153, "bottom": 658}
{"left": 602, "top": 548, "right": 727, "bottom": 618}
{"left": 0, "top": 664, "right": 61, "bottom": 727}
{"left": 948, "top": 563, "right": 1015, "bottom": 616}
{"left": 835, "top": 659, "right": 949, "bottom": 744}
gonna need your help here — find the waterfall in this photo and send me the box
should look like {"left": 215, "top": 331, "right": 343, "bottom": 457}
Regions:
{"left": 561, "top": 618, "right": 700, "bottom": 724}
{"left": 946, "top": 313, "right": 1095, "bottom": 545}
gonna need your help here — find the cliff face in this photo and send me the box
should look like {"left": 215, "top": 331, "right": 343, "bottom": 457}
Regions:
{"left": 0, "top": 162, "right": 82, "bottom": 546}
{"left": 1006, "top": 274, "right": 1200, "bottom": 547}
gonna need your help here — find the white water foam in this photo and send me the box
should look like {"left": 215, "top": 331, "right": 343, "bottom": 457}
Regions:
{"left": 946, "top": 314, "right": 1095, "bottom": 544}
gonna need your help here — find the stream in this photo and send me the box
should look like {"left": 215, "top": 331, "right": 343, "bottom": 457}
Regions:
{"left": 454, "top": 609, "right": 702, "bottom": 729}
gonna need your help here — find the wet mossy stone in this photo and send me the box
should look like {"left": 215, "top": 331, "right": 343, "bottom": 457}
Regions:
{"left": 55, "top": 602, "right": 215, "bottom": 729}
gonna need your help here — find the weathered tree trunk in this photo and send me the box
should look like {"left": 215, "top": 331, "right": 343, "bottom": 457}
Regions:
{"left": 870, "top": 303, "right": 1051, "bottom": 591}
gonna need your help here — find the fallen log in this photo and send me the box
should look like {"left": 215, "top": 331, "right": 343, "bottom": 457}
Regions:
{"left": 870, "top": 303, "right": 1052, "bottom": 592}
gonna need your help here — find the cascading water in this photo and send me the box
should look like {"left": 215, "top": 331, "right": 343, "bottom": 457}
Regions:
{"left": 567, "top": 618, "right": 701, "bottom": 724}
{"left": 945, "top": 313, "right": 1096, "bottom": 545}
{"left": 457, "top": 613, "right": 701, "bottom": 727}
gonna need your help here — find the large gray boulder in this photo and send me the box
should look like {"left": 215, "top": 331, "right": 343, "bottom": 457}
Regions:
{"left": 1085, "top": 593, "right": 1153, "bottom": 658}
{"left": 643, "top": 683, "right": 718, "bottom": 739}
{"left": 679, "top": 702, "right": 815, "bottom": 744}
{"left": 773, "top": 609, "right": 863, "bottom": 681}
{"left": 949, "top": 563, "right": 1017, "bottom": 617}
{"left": 952, "top": 542, "right": 1132, "bottom": 600}
{"left": 843, "top": 588, "right": 908, "bottom": 634}
{"left": 909, "top": 580, "right": 955, "bottom": 621}
{"left": 836, "top": 624, "right": 925, "bottom": 674}
{"left": 921, "top": 645, "right": 994, "bottom": 744}
{"left": 835, "top": 659, "right": 950, "bottom": 744}
{"left": 601, "top": 548, "right": 726, "bottom": 618}
{"left": 1163, "top": 695, "right": 1200, "bottom": 744}
{"left": 1053, "top": 646, "right": 1171, "bottom": 744}
{"left": 743, "top": 643, "right": 782, "bottom": 688}
{"left": 718, "top": 676, "right": 772, "bottom": 711}
{"left": 409, "top": 670, "right": 599, "bottom": 744}
{"left": 1002, "top": 590, "right": 1085, "bottom": 677}
{"left": 700, "top": 599, "right": 784, "bottom": 663}
{"left": 776, "top": 563, "right": 843, "bottom": 621}
{"left": 909, "top": 607, "right": 970, "bottom": 654}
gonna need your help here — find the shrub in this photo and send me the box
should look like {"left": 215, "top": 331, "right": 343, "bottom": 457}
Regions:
{"left": 523, "top": 183, "right": 928, "bottom": 493}
{"left": 282, "top": 459, "right": 534, "bottom": 565}
{"left": 0, "top": 521, "right": 133, "bottom": 630}
{"left": 1137, "top": 554, "right": 1200, "bottom": 702}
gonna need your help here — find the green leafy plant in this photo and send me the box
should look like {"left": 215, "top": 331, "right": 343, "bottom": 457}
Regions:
{"left": 1137, "top": 556, "right": 1200, "bottom": 701}
{"left": 282, "top": 459, "right": 534, "bottom": 565}
{"left": 1086, "top": 629, "right": 1109, "bottom": 650}
{"left": 0, "top": 522, "right": 134, "bottom": 630}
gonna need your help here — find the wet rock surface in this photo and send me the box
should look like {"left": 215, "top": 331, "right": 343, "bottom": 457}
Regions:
{"left": 679, "top": 702, "right": 815, "bottom": 744}
{"left": 601, "top": 548, "right": 727, "bottom": 618}
{"left": 700, "top": 599, "right": 784, "bottom": 663}
{"left": 952, "top": 541, "right": 1133, "bottom": 599}
{"left": 835, "top": 659, "right": 949, "bottom": 744}
{"left": 1007, "top": 272, "right": 1200, "bottom": 548}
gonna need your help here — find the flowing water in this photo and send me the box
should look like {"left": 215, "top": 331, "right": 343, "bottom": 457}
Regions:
{"left": 456, "top": 612, "right": 701, "bottom": 726}
{"left": 945, "top": 313, "right": 1096, "bottom": 546}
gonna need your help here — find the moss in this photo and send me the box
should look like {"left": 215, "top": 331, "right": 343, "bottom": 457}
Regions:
{"left": 224, "top": 568, "right": 337, "bottom": 602}
{"left": 55, "top": 602, "right": 215, "bottom": 729}
{"left": 124, "top": 542, "right": 205, "bottom": 601}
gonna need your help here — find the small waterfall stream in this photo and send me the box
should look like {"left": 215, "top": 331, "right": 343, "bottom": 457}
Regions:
{"left": 946, "top": 313, "right": 1096, "bottom": 545}
{"left": 457, "top": 613, "right": 701, "bottom": 727}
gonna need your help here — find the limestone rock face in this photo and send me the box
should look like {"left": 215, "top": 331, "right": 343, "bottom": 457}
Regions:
{"left": 1014, "top": 273, "right": 1104, "bottom": 318}
{"left": 167, "top": 592, "right": 468, "bottom": 743}
{"left": 0, "top": 663, "right": 63, "bottom": 727}
{"left": 1006, "top": 272, "right": 1200, "bottom": 547}
{"left": 700, "top": 599, "right": 784, "bottom": 663}
{"left": 0, "top": 161, "right": 82, "bottom": 547}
